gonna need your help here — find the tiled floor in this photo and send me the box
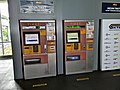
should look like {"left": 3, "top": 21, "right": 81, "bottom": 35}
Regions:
{"left": 0, "top": 59, "right": 22, "bottom": 90}
{"left": 0, "top": 59, "right": 120, "bottom": 90}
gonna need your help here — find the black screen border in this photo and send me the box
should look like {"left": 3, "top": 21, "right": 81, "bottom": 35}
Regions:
{"left": 23, "top": 32, "right": 40, "bottom": 46}
{"left": 66, "top": 30, "right": 80, "bottom": 43}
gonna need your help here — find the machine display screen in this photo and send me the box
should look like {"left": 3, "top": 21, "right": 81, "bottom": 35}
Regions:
{"left": 66, "top": 31, "right": 80, "bottom": 43}
{"left": 24, "top": 32, "right": 40, "bottom": 45}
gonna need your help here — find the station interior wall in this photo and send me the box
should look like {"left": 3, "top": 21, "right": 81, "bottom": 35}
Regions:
{"left": 8, "top": 0, "right": 120, "bottom": 79}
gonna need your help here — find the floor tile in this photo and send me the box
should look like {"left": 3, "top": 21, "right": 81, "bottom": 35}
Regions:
{"left": 0, "top": 59, "right": 120, "bottom": 90}
{"left": 0, "top": 80, "right": 17, "bottom": 90}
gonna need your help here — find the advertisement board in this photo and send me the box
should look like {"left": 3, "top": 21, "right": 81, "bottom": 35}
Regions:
{"left": 20, "top": 0, "right": 54, "bottom": 14}
{"left": 100, "top": 19, "right": 120, "bottom": 71}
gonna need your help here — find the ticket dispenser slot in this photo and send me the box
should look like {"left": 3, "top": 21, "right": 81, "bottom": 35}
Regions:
{"left": 25, "top": 58, "right": 41, "bottom": 65}
{"left": 67, "top": 55, "right": 80, "bottom": 61}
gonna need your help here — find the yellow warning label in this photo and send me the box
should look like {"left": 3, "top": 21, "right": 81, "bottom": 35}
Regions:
{"left": 76, "top": 77, "right": 89, "bottom": 81}
{"left": 32, "top": 83, "right": 47, "bottom": 87}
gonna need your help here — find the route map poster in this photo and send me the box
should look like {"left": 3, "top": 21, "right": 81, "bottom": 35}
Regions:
{"left": 20, "top": 0, "right": 54, "bottom": 14}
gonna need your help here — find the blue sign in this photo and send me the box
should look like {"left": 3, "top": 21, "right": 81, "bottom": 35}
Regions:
{"left": 102, "top": 2, "right": 120, "bottom": 13}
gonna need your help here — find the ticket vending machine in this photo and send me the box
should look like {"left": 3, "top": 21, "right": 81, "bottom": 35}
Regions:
{"left": 64, "top": 20, "right": 94, "bottom": 75}
{"left": 20, "top": 20, "right": 56, "bottom": 79}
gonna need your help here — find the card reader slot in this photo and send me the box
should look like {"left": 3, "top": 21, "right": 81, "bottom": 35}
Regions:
{"left": 25, "top": 58, "right": 41, "bottom": 65}
{"left": 67, "top": 45, "right": 72, "bottom": 46}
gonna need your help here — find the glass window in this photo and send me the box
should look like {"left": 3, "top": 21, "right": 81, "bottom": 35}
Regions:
{"left": 0, "top": 1, "right": 12, "bottom": 56}
{"left": 0, "top": 43, "right": 3, "bottom": 55}
{"left": 2, "top": 26, "right": 8, "bottom": 42}
{"left": 0, "top": 29, "right": 2, "bottom": 42}
{"left": 3, "top": 43, "right": 12, "bottom": 55}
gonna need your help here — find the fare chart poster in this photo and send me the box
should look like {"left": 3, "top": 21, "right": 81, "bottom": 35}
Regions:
{"left": 20, "top": 0, "right": 54, "bottom": 14}
{"left": 101, "top": 19, "right": 120, "bottom": 71}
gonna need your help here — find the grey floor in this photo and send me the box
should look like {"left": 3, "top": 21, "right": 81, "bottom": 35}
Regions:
{"left": 0, "top": 59, "right": 22, "bottom": 90}
{"left": 0, "top": 59, "right": 120, "bottom": 90}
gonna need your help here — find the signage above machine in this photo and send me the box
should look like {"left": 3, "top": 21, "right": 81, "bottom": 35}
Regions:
{"left": 102, "top": 2, "right": 120, "bottom": 13}
{"left": 20, "top": 0, "right": 54, "bottom": 14}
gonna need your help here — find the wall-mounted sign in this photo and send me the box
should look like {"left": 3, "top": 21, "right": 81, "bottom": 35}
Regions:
{"left": 100, "top": 19, "right": 120, "bottom": 71}
{"left": 20, "top": 0, "right": 54, "bottom": 14}
{"left": 102, "top": 2, "right": 120, "bottom": 13}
